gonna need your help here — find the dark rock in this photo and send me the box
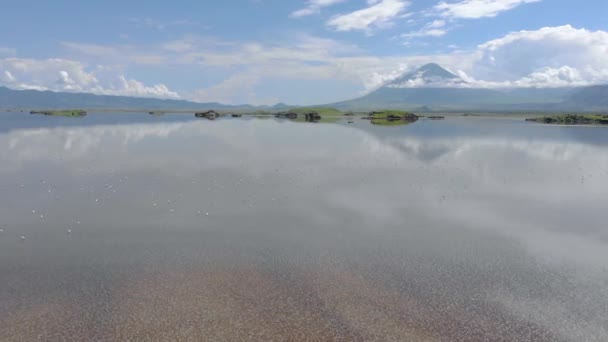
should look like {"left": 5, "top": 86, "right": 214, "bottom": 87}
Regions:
{"left": 275, "top": 112, "right": 298, "bottom": 119}
{"left": 195, "top": 110, "right": 219, "bottom": 119}
{"left": 305, "top": 112, "right": 321, "bottom": 122}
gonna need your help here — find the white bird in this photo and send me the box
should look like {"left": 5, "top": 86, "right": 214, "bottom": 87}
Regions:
{"left": 0, "top": 229, "right": 4, "bottom": 233}
{"left": 66, "top": 229, "right": 72, "bottom": 234}
{"left": 20, "top": 235, "right": 26, "bottom": 241}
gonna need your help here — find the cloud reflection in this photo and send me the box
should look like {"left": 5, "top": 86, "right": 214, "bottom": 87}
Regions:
{"left": 1, "top": 118, "right": 607, "bottom": 340}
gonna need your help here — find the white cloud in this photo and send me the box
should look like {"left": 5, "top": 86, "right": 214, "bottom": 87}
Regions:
{"left": 401, "top": 19, "right": 448, "bottom": 39}
{"left": 0, "top": 58, "right": 179, "bottom": 98}
{"left": 161, "top": 39, "right": 196, "bottom": 53}
{"left": 290, "top": 0, "right": 347, "bottom": 18}
{"left": 472, "top": 25, "right": 608, "bottom": 86}
{"left": 2, "top": 70, "right": 16, "bottom": 83}
{"left": 0, "top": 47, "right": 16, "bottom": 57}
{"left": 112, "top": 76, "right": 180, "bottom": 98}
{"left": 62, "top": 42, "right": 169, "bottom": 65}
{"left": 192, "top": 74, "right": 258, "bottom": 104}
{"left": 435, "top": 0, "right": 541, "bottom": 19}
{"left": 400, "top": 0, "right": 541, "bottom": 44}
{"left": 128, "top": 17, "right": 206, "bottom": 31}
{"left": 327, "top": 0, "right": 410, "bottom": 33}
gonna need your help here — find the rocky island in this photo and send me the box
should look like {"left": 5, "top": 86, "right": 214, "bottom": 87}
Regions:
{"left": 195, "top": 110, "right": 221, "bottom": 119}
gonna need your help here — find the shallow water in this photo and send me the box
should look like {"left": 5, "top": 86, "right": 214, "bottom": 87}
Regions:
{"left": 1, "top": 112, "right": 607, "bottom": 341}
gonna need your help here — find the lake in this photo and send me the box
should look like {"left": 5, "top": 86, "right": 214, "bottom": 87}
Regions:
{"left": 1, "top": 112, "right": 607, "bottom": 341}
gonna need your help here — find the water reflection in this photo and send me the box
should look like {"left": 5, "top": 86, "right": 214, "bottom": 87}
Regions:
{"left": 0, "top": 113, "right": 607, "bottom": 341}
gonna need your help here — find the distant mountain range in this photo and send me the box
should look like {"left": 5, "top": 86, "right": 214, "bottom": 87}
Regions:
{"left": 1, "top": 64, "right": 607, "bottom": 112}
{"left": 0, "top": 86, "right": 274, "bottom": 111}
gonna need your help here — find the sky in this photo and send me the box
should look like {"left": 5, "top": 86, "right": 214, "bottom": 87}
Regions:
{"left": 0, "top": 0, "right": 607, "bottom": 105}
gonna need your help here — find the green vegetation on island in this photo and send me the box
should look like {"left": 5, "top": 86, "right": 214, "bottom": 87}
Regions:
{"left": 362, "top": 110, "right": 419, "bottom": 126}
{"left": 30, "top": 110, "right": 87, "bottom": 117}
{"left": 365, "top": 110, "right": 419, "bottom": 120}
{"left": 526, "top": 114, "right": 608, "bottom": 125}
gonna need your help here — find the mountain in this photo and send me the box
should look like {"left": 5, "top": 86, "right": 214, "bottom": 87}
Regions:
{"left": 331, "top": 63, "right": 608, "bottom": 112}
{"left": 567, "top": 85, "right": 608, "bottom": 109}
{"left": 387, "top": 63, "right": 466, "bottom": 88}
{"left": 0, "top": 86, "right": 241, "bottom": 111}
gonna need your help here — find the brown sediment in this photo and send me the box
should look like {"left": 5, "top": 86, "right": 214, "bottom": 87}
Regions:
{"left": 107, "top": 262, "right": 437, "bottom": 341}
{"left": 0, "top": 262, "right": 563, "bottom": 341}
{"left": 0, "top": 299, "right": 87, "bottom": 341}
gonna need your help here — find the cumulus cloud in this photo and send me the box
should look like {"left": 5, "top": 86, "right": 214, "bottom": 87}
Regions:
{"left": 290, "top": 0, "right": 347, "bottom": 18}
{"left": 327, "top": 0, "right": 410, "bottom": 33}
{"left": 435, "top": 0, "right": 542, "bottom": 19}
{"left": 471, "top": 25, "right": 608, "bottom": 86}
{"left": 0, "top": 58, "right": 179, "bottom": 98}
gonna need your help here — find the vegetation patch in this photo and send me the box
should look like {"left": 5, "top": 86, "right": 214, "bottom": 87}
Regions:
{"left": 30, "top": 110, "right": 87, "bottom": 117}
{"left": 289, "top": 107, "right": 343, "bottom": 116}
{"left": 363, "top": 110, "right": 419, "bottom": 121}
{"left": 526, "top": 114, "right": 608, "bottom": 125}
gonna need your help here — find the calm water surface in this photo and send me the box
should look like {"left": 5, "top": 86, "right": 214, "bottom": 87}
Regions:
{"left": 1, "top": 113, "right": 607, "bottom": 341}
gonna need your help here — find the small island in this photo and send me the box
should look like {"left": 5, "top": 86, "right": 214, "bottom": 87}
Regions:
{"left": 526, "top": 114, "right": 608, "bottom": 125}
{"left": 30, "top": 110, "right": 87, "bottom": 117}
{"left": 195, "top": 110, "right": 221, "bottom": 119}
{"left": 362, "top": 110, "right": 419, "bottom": 126}
{"left": 274, "top": 107, "right": 344, "bottom": 123}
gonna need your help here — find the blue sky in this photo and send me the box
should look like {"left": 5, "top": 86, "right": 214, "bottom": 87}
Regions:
{"left": 1, "top": 0, "right": 607, "bottom": 105}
